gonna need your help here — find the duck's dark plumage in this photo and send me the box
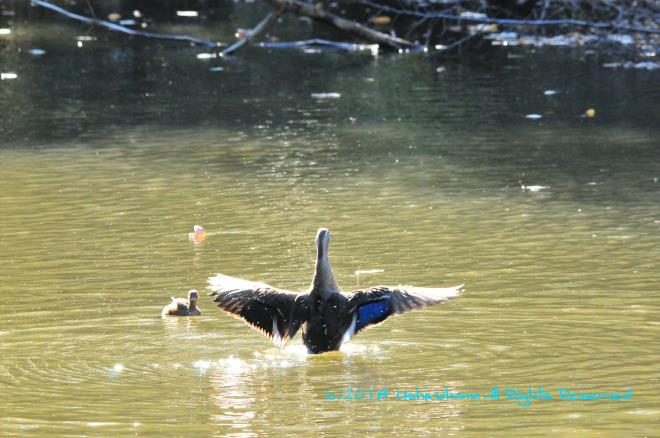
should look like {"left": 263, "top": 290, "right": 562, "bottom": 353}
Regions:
{"left": 208, "top": 275, "right": 307, "bottom": 347}
{"left": 208, "top": 228, "right": 462, "bottom": 354}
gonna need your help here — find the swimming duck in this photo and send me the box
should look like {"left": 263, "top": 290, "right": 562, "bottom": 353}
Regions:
{"left": 162, "top": 289, "right": 202, "bottom": 317}
{"left": 208, "top": 228, "right": 463, "bottom": 354}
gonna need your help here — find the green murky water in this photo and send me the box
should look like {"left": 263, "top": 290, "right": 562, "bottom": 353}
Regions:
{"left": 1, "top": 15, "right": 659, "bottom": 437}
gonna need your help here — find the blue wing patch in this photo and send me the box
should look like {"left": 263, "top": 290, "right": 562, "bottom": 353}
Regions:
{"left": 356, "top": 298, "right": 391, "bottom": 332}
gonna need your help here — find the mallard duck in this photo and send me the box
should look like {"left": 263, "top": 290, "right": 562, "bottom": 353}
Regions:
{"left": 162, "top": 289, "right": 202, "bottom": 317}
{"left": 208, "top": 228, "right": 463, "bottom": 354}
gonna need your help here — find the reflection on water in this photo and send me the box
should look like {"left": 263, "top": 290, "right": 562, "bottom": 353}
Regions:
{"left": 1, "top": 16, "right": 659, "bottom": 437}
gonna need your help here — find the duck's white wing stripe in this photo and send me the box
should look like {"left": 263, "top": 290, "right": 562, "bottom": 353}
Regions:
{"left": 272, "top": 318, "right": 284, "bottom": 348}
{"left": 341, "top": 313, "right": 357, "bottom": 344}
{"left": 398, "top": 284, "right": 463, "bottom": 304}
{"left": 208, "top": 273, "right": 274, "bottom": 292}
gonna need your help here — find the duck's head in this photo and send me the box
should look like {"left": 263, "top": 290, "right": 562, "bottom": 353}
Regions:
{"left": 188, "top": 289, "right": 199, "bottom": 306}
{"left": 311, "top": 228, "right": 340, "bottom": 292}
{"left": 315, "top": 228, "right": 330, "bottom": 259}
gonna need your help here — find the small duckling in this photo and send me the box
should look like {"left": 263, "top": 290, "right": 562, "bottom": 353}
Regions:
{"left": 162, "top": 289, "right": 202, "bottom": 317}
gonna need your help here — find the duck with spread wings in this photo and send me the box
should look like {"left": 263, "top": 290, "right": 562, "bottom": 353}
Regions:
{"left": 208, "top": 228, "right": 463, "bottom": 354}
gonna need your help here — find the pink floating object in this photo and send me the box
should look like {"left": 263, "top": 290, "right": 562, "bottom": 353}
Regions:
{"left": 188, "top": 225, "right": 207, "bottom": 243}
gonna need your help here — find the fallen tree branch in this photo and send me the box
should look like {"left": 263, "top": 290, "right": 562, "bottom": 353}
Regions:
{"left": 256, "top": 38, "right": 379, "bottom": 52}
{"left": 262, "top": 0, "right": 423, "bottom": 50}
{"left": 221, "top": 10, "right": 282, "bottom": 56}
{"left": 29, "top": 0, "right": 382, "bottom": 54}
{"left": 31, "top": 0, "right": 219, "bottom": 47}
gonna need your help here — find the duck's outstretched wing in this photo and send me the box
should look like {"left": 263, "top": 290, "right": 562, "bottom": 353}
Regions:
{"left": 207, "top": 273, "right": 308, "bottom": 347}
{"left": 345, "top": 284, "right": 463, "bottom": 336}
